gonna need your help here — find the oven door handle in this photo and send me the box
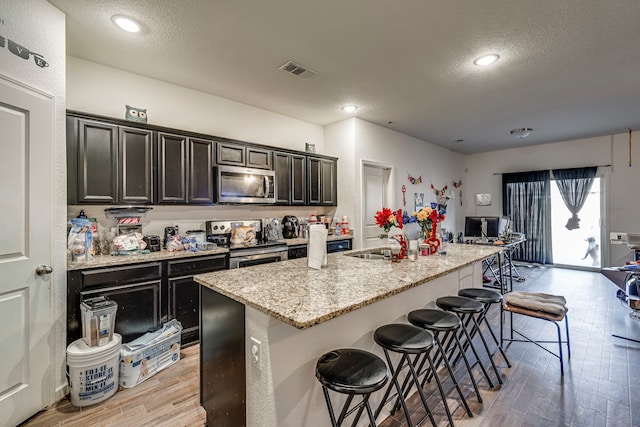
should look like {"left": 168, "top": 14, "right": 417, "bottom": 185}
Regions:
{"left": 229, "top": 246, "right": 288, "bottom": 258}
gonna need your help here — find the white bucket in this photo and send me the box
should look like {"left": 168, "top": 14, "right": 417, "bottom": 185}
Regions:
{"left": 67, "top": 333, "right": 121, "bottom": 407}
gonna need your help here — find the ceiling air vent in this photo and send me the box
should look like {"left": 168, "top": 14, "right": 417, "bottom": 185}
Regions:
{"left": 278, "top": 61, "right": 317, "bottom": 78}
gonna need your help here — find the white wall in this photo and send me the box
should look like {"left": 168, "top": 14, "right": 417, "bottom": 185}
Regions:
{"left": 2, "top": 0, "right": 67, "bottom": 403}
{"left": 326, "top": 118, "right": 465, "bottom": 248}
{"left": 67, "top": 57, "right": 324, "bottom": 153}
{"left": 465, "top": 133, "right": 640, "bottom": 265}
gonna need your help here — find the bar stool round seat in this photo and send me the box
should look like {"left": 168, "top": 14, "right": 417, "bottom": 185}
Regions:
{"left": 436, "top": 295, "right": 484, "bottom": 314}
{"left": 458, "top": 288, "right": 502, "bottom": 304}
{"left": 374, "top": 323, "right": 434, "bottom": 354}
{"left": 316, "top": 348, "right": 388, "bottom": 394}
{"left": 408, "top": 308, "right": 461, "bottom": 332}
{"left": 316, "top": 348, "right": 388, "bottom": 427}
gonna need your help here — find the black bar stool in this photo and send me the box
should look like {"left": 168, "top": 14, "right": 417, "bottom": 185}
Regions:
{"left": 436, "top": 296, "right": 503, "bottom": 386}
{"left": 458, "top": 288, "right": 511, "bottom": 369}
{"left": 315, "top": 348, "right": 389, "bottom": 427}
{"left": 408, "top": 308, "right": 483, "bottom": 407}
{"left": 373, "top": 323, "right": 440, "bottom": 427}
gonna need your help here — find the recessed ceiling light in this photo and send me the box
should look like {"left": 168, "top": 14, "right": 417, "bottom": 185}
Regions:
{"left": 111, "top": 15, "right": 141, "bottom": 33}
{"left": 473, "top": 54, "right": 500, "bottom": 66}
{"left": 341, "top": 104, "right": 358, "bottom": 113}
{"left": 510, "top": 128, "right": 533, "bottom": 138}
{"left": 453, "top": 138, "right": 465, "bottom": 143}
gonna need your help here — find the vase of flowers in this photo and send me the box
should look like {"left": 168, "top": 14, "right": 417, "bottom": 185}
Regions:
{"left": 405, "top": 203, "right": 446, "bottom": 255}
{"left": 374, "top": 207, "right": 407, "bottom": 260}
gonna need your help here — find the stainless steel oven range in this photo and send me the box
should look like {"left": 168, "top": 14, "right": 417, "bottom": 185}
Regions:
{"left": 206, "top": 219, "right": 288, "bottom": 269}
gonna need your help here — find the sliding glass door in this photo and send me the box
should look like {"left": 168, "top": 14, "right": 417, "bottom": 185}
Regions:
{"left": 551, "top": 177, "right": 602, "bottom": 268}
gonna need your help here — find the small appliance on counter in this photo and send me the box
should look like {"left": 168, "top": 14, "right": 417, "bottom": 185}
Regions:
{"left": 164, "top": 226, "right": 178, "bottom": 248}
{"left": 143, "top": 235, "right": 161, "bottom": 252}
{"left": 264, "top": 218, "right": 284, "bottom": 242}
{"left": 282, "top": 215, "right": 299, "bottom": 239}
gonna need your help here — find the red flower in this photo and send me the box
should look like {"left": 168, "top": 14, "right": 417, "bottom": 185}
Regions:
{"left": 396, "top": 209, "right": 404, "bottom": 229}
{"left": 374, "top": 207, "right": 393, "bottom": 229}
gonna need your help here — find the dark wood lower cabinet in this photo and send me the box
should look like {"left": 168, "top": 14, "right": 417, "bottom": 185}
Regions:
{"left": 67, "top": 254, "right": 228, "bottom": 346}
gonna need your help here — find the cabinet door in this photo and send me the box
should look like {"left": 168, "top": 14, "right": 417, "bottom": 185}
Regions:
{"left": 216, "top": 142, "right": 245, "bottom": 166}
{"left": 80, "top": 280, "right": 162, "bottom": 344}
{"left": 188, "top": 138, "right": 214, "bottom": 204}
{"left": 169, "top": 276, "right": 200, "bottom": 345}
{"left": 246, "top": 147, "right": 272, "bottom": 169}
{"left": 119, "top": 126, "right": 153, "bottom": 204}
{"left": 157, "top": 132, "right": 187, "bottom": 203}
{"left": 307, "top": 157, "right": 321, "bottom": 205}
{"left": 291, "top": 154, "right": 306, "bottom": 205}
{"left": 76, "top": 119, "right": 118, "bottom": 203}
{"left": 274, "top": 152, "right": 291, "bottom": 204}
{"left": 321, "top": 159, "right": 337, "bottom": 206}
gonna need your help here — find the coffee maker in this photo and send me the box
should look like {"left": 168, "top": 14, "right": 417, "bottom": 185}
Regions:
{"left": 282, "top": 215, "right": 299, "bottom": 239}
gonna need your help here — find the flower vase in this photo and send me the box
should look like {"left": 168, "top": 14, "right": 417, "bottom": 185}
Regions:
{"left": 423, "top": 222, "right": 441, "bottom": 255}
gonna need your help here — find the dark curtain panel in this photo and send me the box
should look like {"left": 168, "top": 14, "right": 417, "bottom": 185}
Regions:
{"left": 552, "top": 166, "right": 597, "bottom": 230}
{"left": 502, "top": 170, "right": 552, "bottom": 264}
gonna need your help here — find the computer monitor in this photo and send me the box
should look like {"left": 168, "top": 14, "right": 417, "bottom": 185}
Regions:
{"left": 498, "top": 216, "right": 510, "bottom": 236}
{"left": 464, "top": 216, "right": 501, "bottom": 240}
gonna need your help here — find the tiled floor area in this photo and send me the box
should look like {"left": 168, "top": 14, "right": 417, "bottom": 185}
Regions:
{"left": 22, "top": 265, "right": 640, "bottom": 426}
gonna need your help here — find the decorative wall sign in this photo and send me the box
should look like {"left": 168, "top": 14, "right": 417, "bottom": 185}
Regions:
{"left": 125, "top": 105, "right": 148, "bottom": 123}
{"left": 401, "top": 184, "right": 407, "bottom": 207}
{"left": 430, "top": 182, "right": 450, "bottom": 209}
{"left": 305, "top": 142, "right": 316, "bottom": 153}
{"left": 0, "top": 34, "right": 49, "bottom": 68}
{"left": 414, "top": 193, "right": 424, "bottom": 211}
{"left": 407, "top": 171, "right": 422, "bottom": 185}
{"left": 475, "top": 193, "right": 492, "bottom": 206}
{"left": 453, "top": 179, "right": 462, "bottom": 206}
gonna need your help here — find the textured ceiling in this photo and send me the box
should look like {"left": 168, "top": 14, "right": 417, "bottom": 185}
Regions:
{"left": 48, "top": 0, "right": 640, "bottom": 154}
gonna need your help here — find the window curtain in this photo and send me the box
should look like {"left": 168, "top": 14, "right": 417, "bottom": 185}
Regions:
{"left": 502, "top": 170, "right": 552, "bottom": 264}
{"left": 552, "top": 166, "right": 597, "bottom": 230}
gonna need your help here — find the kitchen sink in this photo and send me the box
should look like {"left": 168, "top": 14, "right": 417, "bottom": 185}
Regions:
{"left": 345, "top": 248, "right": 388, "bottom": 260}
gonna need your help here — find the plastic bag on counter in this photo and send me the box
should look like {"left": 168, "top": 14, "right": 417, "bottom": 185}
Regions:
{"left": 67, "top": 218, "right": 94, "bottom": 262}
{"left": 110, "top": 232, "right": 147, "bottom": 255}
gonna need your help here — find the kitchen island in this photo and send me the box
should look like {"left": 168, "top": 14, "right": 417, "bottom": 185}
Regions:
{"left": 194, "top": 243, "right": 501, "bottom": 427}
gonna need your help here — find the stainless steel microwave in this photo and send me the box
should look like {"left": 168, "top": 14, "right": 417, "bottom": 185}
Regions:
{"left": 216, "top": 165, "right": 276, "bottom": 204}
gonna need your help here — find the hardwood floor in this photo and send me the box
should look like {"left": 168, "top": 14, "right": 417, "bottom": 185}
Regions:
{"left": 22, "top": 265, "right": 640, "bottom": 426}
{"left": 20, "top": 344, "right": 205, "bottom": 427}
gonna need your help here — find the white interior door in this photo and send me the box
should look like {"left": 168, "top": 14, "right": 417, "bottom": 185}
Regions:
{"left": 0, "top": 75, "right": 53, "bottom": 426}
{"left": 362, "top": 164, "right": 390, "bottom": 248}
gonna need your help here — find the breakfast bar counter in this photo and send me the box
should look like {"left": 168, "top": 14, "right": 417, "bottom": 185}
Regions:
{"left": 194, "top": 244, "right": 501, "bottom": 427}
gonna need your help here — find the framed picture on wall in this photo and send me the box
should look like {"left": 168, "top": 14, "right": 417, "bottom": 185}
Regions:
{"left": 475, "top": 193, "right": 492, "bottom": 206}
{"left": 414, "top": 193, "right": 424, "bottom": 211}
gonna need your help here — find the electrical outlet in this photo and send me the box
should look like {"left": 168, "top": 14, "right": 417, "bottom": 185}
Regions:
{"left": 250, "top": 337, "right": 262, "bottom": 370}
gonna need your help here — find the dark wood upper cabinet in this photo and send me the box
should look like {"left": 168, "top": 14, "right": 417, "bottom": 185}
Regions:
{"left": 188, "top": 138, "right": 215, "bottom": 204}
{"left": 66, "top": 111, "right": 336, "bottom": 207}
{"left": 246, "top": 147, "right": 272, "bottom": 169}
{"left": 275, "top": 151, "right": 306, "bottom": 205}
{"left": 307, "top": 156, "right": 337, "bottom": 206}
{"left": 119, "top": 126, "right": 153, "bottom": 204}
{"left": 217, "top": 142, "right": 272, "bottom": 170}
{"left": 157, "top": 132, "right": 188, "bottom": 203}
{"left": 216, "top": 142, "right": 245, "bottom": 167}
{"left": 274, "top": 152, "right": 291, "bottom": 204}
{"left": 157, "top": 133, "right": 214, "bottom": 205}
{"left": 320, "top": 158, "right": 337, "bottom": 206}
{"left": 69, "top": 118, "right": 153, "bottom": 204}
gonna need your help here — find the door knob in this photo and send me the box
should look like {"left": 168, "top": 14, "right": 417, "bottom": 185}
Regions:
{"left": 36, "top": 265, "right": 53, "bottom": 276}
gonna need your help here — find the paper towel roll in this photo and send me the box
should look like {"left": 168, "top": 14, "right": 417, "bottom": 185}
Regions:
{"left": 308, "top": 224, "right": 328, "bottom": 270}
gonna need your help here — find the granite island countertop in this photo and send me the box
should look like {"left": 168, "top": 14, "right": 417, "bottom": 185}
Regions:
{"left": 194, "top": 243, "right": 501, "bottom": 329}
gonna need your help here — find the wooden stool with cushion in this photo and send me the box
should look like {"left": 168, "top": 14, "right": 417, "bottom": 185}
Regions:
{"left": 500, "top": 291, "right": 571, "bottom": 375}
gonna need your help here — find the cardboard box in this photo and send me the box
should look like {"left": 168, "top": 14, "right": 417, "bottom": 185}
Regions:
{"left": 119, "top": 320, "right": 182, "bottom": 388}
